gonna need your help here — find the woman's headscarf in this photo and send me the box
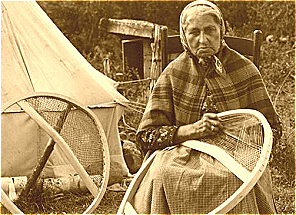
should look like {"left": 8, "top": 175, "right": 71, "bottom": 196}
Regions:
{"left": 179, "top": 0, "right": 226, "bottom": 73}
{"left": 180, "top": 0, "right": 225, "bottom": 53}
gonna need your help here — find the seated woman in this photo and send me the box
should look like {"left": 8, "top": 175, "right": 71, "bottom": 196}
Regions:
{"left": 131, "top": 0, "right": 282, "bottom": 214}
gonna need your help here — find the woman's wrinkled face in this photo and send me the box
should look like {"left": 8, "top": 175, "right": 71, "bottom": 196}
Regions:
{"left": 184, "top": 14, "right": 221, "bottom": 58}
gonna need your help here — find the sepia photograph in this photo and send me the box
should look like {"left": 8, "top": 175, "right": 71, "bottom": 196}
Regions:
{"left": 1, "top": 0, "right": 294, "bottom": 214}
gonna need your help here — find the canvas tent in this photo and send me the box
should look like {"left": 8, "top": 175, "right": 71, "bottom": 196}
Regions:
{"left": 1, "top": 1, "right": 130, "bottom": 180}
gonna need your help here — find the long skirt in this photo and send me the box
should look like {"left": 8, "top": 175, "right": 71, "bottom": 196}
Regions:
{"left": 131, "top": 146, "right": 276, "bottom": 214}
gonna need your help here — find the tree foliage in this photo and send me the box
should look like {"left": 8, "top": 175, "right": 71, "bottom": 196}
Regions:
{"left": 38, "top": 1, "right": 295, "bottom": 75}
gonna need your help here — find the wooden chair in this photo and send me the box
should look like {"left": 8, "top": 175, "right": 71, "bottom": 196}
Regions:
{"left": 225, "top": 30, "right": 263, "bottom": 68}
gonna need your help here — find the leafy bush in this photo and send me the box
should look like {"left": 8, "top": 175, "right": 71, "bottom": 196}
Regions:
{"left": 217, "top": 1, "right": 295, "bottom": 39}
{"left": 261, "top": 40, "right": 295, "bottom": 182}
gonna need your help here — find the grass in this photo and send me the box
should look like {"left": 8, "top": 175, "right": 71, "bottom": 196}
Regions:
{"left": 272, "top": 168, "right": 295, "bottom": 214}
{"left": 1, "top": 189, "right": 125, "bottom": 214}
{"left": 93, "top": 190, "right": 125, "bottom": 214}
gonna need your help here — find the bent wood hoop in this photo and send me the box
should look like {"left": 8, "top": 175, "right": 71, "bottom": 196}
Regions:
{"left": 182, "top": 109, "right": 272, "bottom": 214}
{"left": 1, "top": 92, "right": 110, "bottom": 214}
{"left": 117, "top": 109, "right": 272, "bottom": 214}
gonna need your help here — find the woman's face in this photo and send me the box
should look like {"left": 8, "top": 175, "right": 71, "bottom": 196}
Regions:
{"left": 184, "top": 14, "right": 221, "bottom": 58}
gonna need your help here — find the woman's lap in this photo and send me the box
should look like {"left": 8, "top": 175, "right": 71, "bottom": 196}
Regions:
{"left": 132, "top": 146, "right": 276, "bottom": 214}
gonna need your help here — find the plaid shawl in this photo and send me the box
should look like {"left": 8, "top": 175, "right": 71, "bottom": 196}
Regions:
{"left": 138, "top": 44, "right": 280, "bottom": 132}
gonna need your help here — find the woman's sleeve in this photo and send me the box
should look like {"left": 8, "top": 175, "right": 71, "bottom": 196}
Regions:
{"left": 136, "top": 125, "right": 179, "bottom": 154}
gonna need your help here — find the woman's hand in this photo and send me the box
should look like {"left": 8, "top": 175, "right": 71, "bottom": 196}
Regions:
{"left": 174, "top": 113, "right": 224, "bottom": 144}
{"left": 194, "top": 113, "right": 224, "bottom": 136}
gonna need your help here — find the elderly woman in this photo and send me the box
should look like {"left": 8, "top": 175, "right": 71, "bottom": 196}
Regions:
{"left": 132, "top": 0, "right": 282, "bottom": 214}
